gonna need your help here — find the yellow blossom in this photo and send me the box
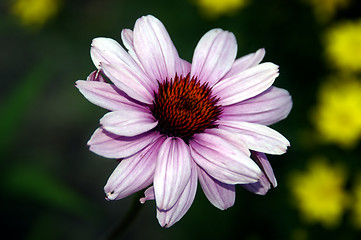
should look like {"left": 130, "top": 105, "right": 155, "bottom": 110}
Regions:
{"left": 324, "top": 20, "right": 361, "bottom": 72}
{"left": 289, "top": 158, "right": 349, "bottom": 228}
{"left": 193, "top": 0, "right": 248, "bottom": 19}
{"left": 304, "top": 0, "right": 351, "bottom": 22}
{"left": 351, "top": 175, "right": 361, "bottom": 229}
{"left": 11, "top": 0, "right": 62, "bottom": 28}
{"left": 311, "top": 76, "right": 361, "bottom": 149}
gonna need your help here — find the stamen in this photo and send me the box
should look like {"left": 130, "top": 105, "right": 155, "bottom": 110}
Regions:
{"left": 151, "top": 74, "right": 222, "bottom": 142}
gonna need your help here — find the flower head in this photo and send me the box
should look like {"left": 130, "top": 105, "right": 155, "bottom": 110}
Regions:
{"left": 324, "top": 19, "right": 361, "bottom": 72}
{"left": 289, "top": 158, "right": 349, "bottom": 228}
{"left": 311, "top": 75, "right": 361, "bottom": 149}
{"left": 76, "top": 15, "right": 292, "bottom": 227}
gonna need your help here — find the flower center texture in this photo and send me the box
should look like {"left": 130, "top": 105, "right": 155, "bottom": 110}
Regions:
{"left": 151, "top": 74, "right": 222, "bottom": 142}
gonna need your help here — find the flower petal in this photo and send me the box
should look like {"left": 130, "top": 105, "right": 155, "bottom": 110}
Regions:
{"left": 242, "top": 173, "right": 271, "bottom": 195}
{"left": 191, "top": 29, "right": 237, "bottom": 86}
{"left": 133, "top": 15, "right": 183, "bottom": 82}
{"left": 100, "top": 109, "right": 158, "bottom": 137}
{"left": 76, "top": 80, "right": 147, "bottom": 111}
{"left": 221, "top": 86, "right": 293, "bottom": 126}
{"left": 91, "top": 37, "right": 154, "bottom": 104}
{"left": 140, "top": 186, "right": 155, "bottom": 204}
{"left": 219, "top": 120, "right": 290, "bottom": 155}
{"left": 223, "top": 48, "right": 266, "bottom": 79}
{"left": 87, "top": 128, "right": 159, "bottom": 158}
{"left": 213, "top": 62, "right": 279, "bottom": 106}
{"left": 197, "top": 166, "right": 235, "bottom": 210}
{"left": 157, "top": 161, "right": 197, "bottom": 228}
{"left": 104, "top": 137, "right": 164, "bottom": 200}
{"left": 190, "top": 129, "right": 261, "bottom": 184}
{"left": 154, "top": 137, "right": 192, "bottom": 210}
{"left": 256, "top": 152, "right": 277, "bottom": 186}
{"left": 86, "top": 69, "right": 107, "bottom": 82}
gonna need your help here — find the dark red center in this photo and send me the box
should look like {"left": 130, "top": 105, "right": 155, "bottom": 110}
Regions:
{"left": 151, "top": 74, "right": 222, "bottom": 142}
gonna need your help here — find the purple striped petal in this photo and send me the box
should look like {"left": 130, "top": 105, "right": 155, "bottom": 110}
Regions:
{"left": 221, "top": 86, "right": 292, "bottom": 126}
{"left": 252, "top": 151, "right": 277, "bottom": 187}
{"left": 133, "top": 15, "right": 183, "bottom": 82}
{"left": 104, "top": 137, "right": 164, "bottom": 200}
{"left": 100, "top": 109, "right": 158, "bottom": 137}
{"left": 191, "top": 29, "right": 237, "bottom": 86}
{"left": 190, "top": 129, "right": 261, "bottom": 184}
{"left": 154, "top": 137, "right": 192, "bottom": 210}
{"left": 219, "top": 120, "right": 290, "bottom": 155}
{"left": 197, "top": 166, "right": 235, "bottom": 210}
{"left": 91, "top": 37, "right": 154, "bottom": 104}
{"left": 76, "top": 80, "right": 147, "bottom": 111}
{"left": 242, "top": 173, "right": 271, "bottom": 195}
{"left": 157, "top": 161, "right": 197, "bottom": 228}
{"left": 223, "top": 48, "right": 265, "bottom": 79}
{"left": 213, "top": 63, "right": 279, "bottom": 106}
{"left": 87, "top": 128, "right": 159, "bottom": 158}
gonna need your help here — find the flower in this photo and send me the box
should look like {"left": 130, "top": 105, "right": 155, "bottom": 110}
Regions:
{"left": 76, "top": 15, "right": 292, "bottom": 227}
{"left": 304, "top": 0, "right": 351, "bottom": 22}
{"left": 193, "top": 0, "right": 248, "bottom": 19}
{"left": 324, "top": 19, "right": 361, "bottom": 72}
{"left": 10, "top": 0, "right": 62, "bottom": 28}
{"left": 289, "top": 158, "right": 349, "bottom": 228}
{"left": 311, "top": 75, "right": 361, "bottom": 149}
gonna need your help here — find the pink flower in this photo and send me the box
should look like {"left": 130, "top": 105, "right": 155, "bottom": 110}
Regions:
{"left": 76, "top": 15, "right": 292, "bottom": 227}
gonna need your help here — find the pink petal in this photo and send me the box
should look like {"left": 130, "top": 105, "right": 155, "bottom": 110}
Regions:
{"left": 154, "top": 137, "right": 192, "bottom": 210}
{"left": 252, "top": 151, "right": 277, "bottom": 187}
{"left": 140, "top": 186, "right": 155, "bottom": 204}
{"left": 76, "top": 80, "right": 147, "bottom": 111}
{"left": 86, "top": 70, "right": 107, "bottom": 82}
{"left": 100, "top": 109, "right": 158, "bottom": 137}
{"left": 191, "top": 29, "right": 237, "bottom": 86}
{"left": 242, "top": 173, "right": 271, "bottom": 195}
{"left": 87, "top": 128, "right": 159, "bottom": 158}
{"left": 221, "top": 86, "right": 293, "bottom": 126}
{"left": 133, "top": 15, "right": 183, "bottom": 82}
{"left": 190, "top": 129, "right": 261, "bottom": 184}
{"left": 219, "top": 120, "right": 290, "bottom": 155}
{"left": 197, "top": 166, "right": 235, "bottom": 210}
{"left": 213, "top": 63, "right": 279, "bottom": 106}
{"left": 223, "top": 48, "right": 266, "bottom": 79}
{"left": 157, "top": 161, "right": 197, "bottom": 228}
{"left": 121, "top": 29, "right": 145, "bottom": 70}
{"left": 104, "top": 137, "right": 164, "bottom": 200}
{"left": 90, "top": 37, "right": 154, "bottom": 104}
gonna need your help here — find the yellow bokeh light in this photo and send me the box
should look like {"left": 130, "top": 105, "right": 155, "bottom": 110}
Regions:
{"left": 324, "top": 19, "right": 361, "bottom": 72}
{"left": 11, "top": 0, "right": 62, "bottom": 28}
{"left": 311, "top": 76, "right": 361, "bottom": 149}
{"left": 193, "top": 0, "right": 248, "bottom": 19}
{"left": 305, "top": 0, "right": 351, "bottom": 22}
{"left": 289, "top": 158, "right": 349, "bottom": 228}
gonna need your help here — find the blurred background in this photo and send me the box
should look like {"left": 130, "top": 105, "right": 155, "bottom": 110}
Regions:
{"left": 1, "top": 0, "right": 361, "bottom": 239}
